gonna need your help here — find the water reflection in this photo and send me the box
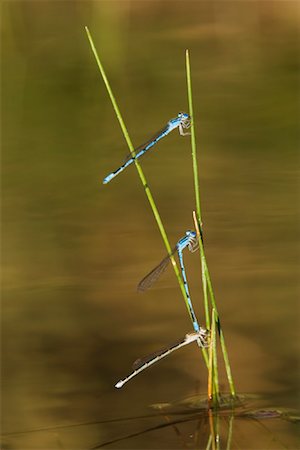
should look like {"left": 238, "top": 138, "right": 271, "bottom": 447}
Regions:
{"left": 2, "top": 394, "right": 299, "bottom": 449}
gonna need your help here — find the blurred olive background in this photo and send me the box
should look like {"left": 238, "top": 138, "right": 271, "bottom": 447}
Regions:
{"left": 1, "top": 1, "right": 299, "bottom": 449}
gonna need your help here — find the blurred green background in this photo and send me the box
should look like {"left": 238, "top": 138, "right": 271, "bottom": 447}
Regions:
{"left": 1, "top": 1, "right": 299, "bottom": 448}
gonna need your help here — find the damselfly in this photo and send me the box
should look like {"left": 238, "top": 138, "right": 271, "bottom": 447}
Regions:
{"left": 115, "top": 330, "right": 209, "bottom": 389}
{"left": 138, "top": 230, "right": 200, "bottom": 333}
{"left": 103, "top": 112, "right": 191, "bottom": 184}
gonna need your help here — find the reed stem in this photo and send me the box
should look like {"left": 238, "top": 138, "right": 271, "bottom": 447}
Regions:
{"left": 85, "top": 27, "right": 204, "bottom": 339}
{"left": 212, "top": 309, "right": 220, "bottom": 404}
{"left": 186, "top": 50, "right": 236, "bottom": 398}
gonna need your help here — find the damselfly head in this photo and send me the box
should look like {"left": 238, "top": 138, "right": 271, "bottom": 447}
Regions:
{"left": 178, "top": 112, "right": 191, "bottom": 128}
{"left": 185, "top": 230, "right": 198, "bottom": 252}
{"left": 178, "top": 112, "right": 190, "bottom": 120}
{"left": 186, "top": 230, "right": 196, "bottom": 238}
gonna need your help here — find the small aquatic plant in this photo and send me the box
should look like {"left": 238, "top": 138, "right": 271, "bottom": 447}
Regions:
{"left": 85, "top": 26, "right": 235, "bottom": 405}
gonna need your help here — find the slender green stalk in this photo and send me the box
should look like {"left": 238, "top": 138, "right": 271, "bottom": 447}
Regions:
{"left": 186, "top": 48, "right": 212, "bottom": 349}
{"left": 200, "top": 238, "right": 236, "bottom": 397}
{"left": 193, "top": 212, "right": 210, "bottom": 330}
{"left": 212, "top": 309, "right": 220, "bottom": 404}
{"left": 187, "top": 52, "right": 210, "bottom": 332}
{"left": 208, "top": 308, "right": 219, "bottom": 406}
{"left": 186, "top": 50, "right": 236, "bottom": 398}
{"left": 186, "top": 50, "right": 202, "bottom": 224}
{"left": 193, "top": 211, "right": 217, "bottom": 390}
{"left": 208, "top": 319, "right": 213, "bottom": 400}
{"left": 202, "top": 257, "right": 210, "bottom": 329}
{"left": 85, "top": 27, "right": 202, "bottom": 335}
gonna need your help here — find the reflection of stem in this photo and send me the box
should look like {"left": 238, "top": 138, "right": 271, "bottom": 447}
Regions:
{"left": 205, "top": 434, "right": 213, "bottom": 450}
{"left": 226, "top": 415, "right": 234, "bottom": 450}
{"left": 215, "top": 414, "right": 220, "bottom": 450}
{"left": 208, "top": 409, "right": 216, "bottom": 450}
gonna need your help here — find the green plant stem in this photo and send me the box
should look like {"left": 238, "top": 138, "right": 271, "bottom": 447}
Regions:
{"left": 212, "top": 309, "right": 220, "bottom": 404}
{"left": 186, "top": 50, "right": 236, "bottom": 398}
{"left": 185, "top": 50, "right": 202, "bottom": 224}
{"left": 85, "top": 27, "right": 203, "bottom": 337}
{"left": 208, "top": 324, "right": 213, "bottom": 400}
{"left": 186, "top": 51, "right": 211, "bottom": 330}
{"left": 202, "top": 255, "right": 210, "bottom": 330}
{"left": 187, "top": 45, "right": 218, "bottom": 396}
{"left": 199, "top": 235, "right": 236, "bottom": 397}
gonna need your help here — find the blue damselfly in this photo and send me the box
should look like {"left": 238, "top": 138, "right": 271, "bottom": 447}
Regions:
{"left": 103, "top": 112, "right": 191, "bottom": 184}
{"left": 138, "top": 230, "right": 200, "bottom": 333}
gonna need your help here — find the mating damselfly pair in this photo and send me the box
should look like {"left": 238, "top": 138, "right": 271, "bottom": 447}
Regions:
{"left": 103, "top": 112, "right": 208, "bottom": 387}
{"left": 115, "top": 230, "right": 209, "bottom": 388}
